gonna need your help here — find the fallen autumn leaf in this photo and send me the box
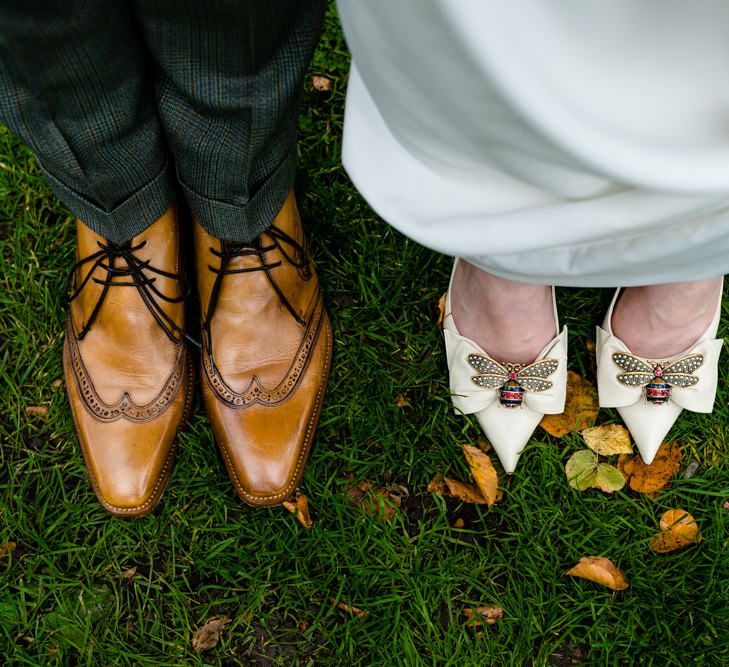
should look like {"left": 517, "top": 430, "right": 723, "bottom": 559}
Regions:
{"left": 332, "top": 599, "right": 368, "bottom": 618}
{"left": 581, "top": 424, "right": 633, "bottom": 456}
{"left": 394, "top": 394, "right": 411, "bottom": 408}
{"left": 24, "top": 405, "right": 48, "bottom": 417}
{"left": 436, "top": 293, "right": 447, "bottom": 328}
{"left": 428, "top": 474, "right": 488, "bottom": 505}
{"left": 565, "top": 450, "right": 625, "bottom": 493}
{"left": 649, "top": 509, "right": 703, "bottom": 553}
{"left": 0, "top": 541, "right": 17, "bottom": 556}
{"left": 192, "top": 617, "right": 231, "bottom": 651}
{"left": 540, "top": 371, "right": 598, "bottom": 437}
{"left": 618, "top": 442, "right": 681, "bottom": 493}
{"left": 462, "top": 445, "right": 500, "bottom": 505}
{"left": 345, "top": 480, "right": 407, "bottom": 521}
{"left": 464, "top": 606, "right": 503, "bottom": 626}
{"left": 283, "top": 492, "right": 313, "bottom": 528}
{"left": 565, "top": 556, "right": 629, "bottom": 590}
{"left": 311, "top": 75, "right": 332, "bottom": 92}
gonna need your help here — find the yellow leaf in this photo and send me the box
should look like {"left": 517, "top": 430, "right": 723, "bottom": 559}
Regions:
{"left": 565, "top": 556, "right": 629, "bottom": 590}
{"left": 24, "top": 405, "right": 48, "bottom": 417}
{"left": 436, "top": 293, "right": 447, "bottom": 328}
{"left": 192, "top": 617, "right": 231, "bottom": 651}
{"left": 462, "top": 445, "right": 500, "bottom": 505}
{"left": 283, "top": 492, "right": 313, "bottom": 528}
{"left": 618, "top": 442, "right": 681, "bottom": 493}
{"left": 581, "top": 424, "right": 633, "bottom": 455}
{"left": 540, "top": 371, "right": 598, "bottom": 437}
{"left": 649, "top": 509, "right": 703, "bottom": 553}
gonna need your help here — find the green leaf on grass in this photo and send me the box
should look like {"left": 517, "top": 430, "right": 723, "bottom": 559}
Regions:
{"left": 566, "top": 450, "right": 625, "bottom": 493}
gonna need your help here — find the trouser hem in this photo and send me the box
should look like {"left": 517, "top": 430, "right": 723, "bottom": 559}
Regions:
{"left": 179, "top": 148, "right": 297, "bottom": 243}
{"left": 38, "top": 157, "right": 177, "bottom": 243}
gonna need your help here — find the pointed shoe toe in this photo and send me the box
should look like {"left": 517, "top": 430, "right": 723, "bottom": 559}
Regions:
{"left": 442, "top": 260, "right": 568, "bottom": 474}
{"left": 597, "top": 285, "right": 724, "bottom": 463}
{"left": 475, "top": 402, "right": 544, "bottom": 473}
{"left": 616, "top": 401, "right": 682, "bottom": 464}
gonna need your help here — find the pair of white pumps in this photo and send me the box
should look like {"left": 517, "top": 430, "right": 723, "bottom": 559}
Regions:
{"left": 443, "top": 261, "right": 724, "bottom": 473}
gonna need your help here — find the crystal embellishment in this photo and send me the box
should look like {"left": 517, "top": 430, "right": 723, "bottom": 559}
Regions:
{"left": 612, "top": 351, "right": 703, "bottom": 399}
{"left": 467, "top": 353, "right": 559, "bottom": 407}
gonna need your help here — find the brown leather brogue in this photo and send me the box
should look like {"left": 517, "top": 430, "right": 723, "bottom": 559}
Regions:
{"left": 195, "top": 191, "right": 332, "bottom": 507}
{"left": 63, "top": 205, "right": 193, "bottom": 517}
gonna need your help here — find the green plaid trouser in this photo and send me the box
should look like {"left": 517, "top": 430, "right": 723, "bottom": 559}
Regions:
{"left": 0, "top": 0, "right": 326, "bottom": 243}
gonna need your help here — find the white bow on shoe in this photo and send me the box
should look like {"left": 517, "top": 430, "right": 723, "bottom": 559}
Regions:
{"left": 442, "top": 260, "right": 568, "bottom": 473}
{"left": 596, "top": 285, "right": 724, "bottom": 464}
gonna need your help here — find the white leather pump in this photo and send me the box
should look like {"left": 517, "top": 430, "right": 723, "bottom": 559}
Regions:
{"left": 442, "top": 260, "right": 568, "bottom": 473}
{"left": 596, "top": 283, "right": 724, "bottom": 464}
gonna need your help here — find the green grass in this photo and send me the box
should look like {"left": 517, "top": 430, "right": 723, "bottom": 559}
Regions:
{"left": 2, "top": 6, "right": 729, "bottom": 665}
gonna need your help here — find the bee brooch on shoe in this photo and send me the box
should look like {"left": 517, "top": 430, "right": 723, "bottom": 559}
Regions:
{"left": 612, "top": 352, "right": 703, "bottom": 405}
{"left": 467, "top": 354, "right": 559, "bottom": 408}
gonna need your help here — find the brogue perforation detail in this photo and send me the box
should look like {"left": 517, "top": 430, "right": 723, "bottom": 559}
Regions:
{"left": 66, "top": 319, "right": 186, "bottom": 423}
{"left": 202, "top": 296, "right": 324, "bottom": 409}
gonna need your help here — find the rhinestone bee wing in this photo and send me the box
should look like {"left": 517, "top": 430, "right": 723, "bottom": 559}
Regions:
{"left": 515, "top": 358, "right": 559, "bottom": 393}
{"left": 661, "top": 353, "right": 704, "bottom": 388}
{"left": 612, "top": 352, "right": 655, "bottom": 388}
{"left": 467, "top": 353, "right": 509, "bottom": 389}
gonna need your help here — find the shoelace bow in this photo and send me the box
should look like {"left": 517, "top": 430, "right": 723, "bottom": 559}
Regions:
{"left": 66, "top": 239, "right": 197, "bottom": 346}
{"left": 203, "top": 224, "right": 311, "bottom": 364}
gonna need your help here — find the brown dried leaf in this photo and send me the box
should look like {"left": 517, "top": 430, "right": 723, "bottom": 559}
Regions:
{"left": 462, "top": 445, "right": 500, "bottom": 505}
{"left": 581, "top": 424, "right": 633, "bottom": 456}
{"left": 0, "top": 541, "right": 17, "bottom": 556}
{"left": 453, "top": 518, "right": 465, "bottom": 528}
{"left": 565, "top": 556, "right": 629, "bottom": 590}
{"left": 427, "top": 473, "right": 489, "bottom": 504}
{"left": 477, "top": 439, "right": 492, "bottom": 453}
{"left": 192, "top": 617, "right": 231, "bottom": 651}
{"left": 463, "top": 606, "right": 504, "bottom": 626}
{"left": 436, "top": 293, "right": 447, "bottom": 328}
{"left": 540, "top": 371, "right": 598, "bottom": 437}
{"left": 394, "top": 394, "right": 411, "bottom": 408}
{"left": 427, "top": 474, "right": 446, "bottom": 495}
{"left": 649, "top": 509, "right": 703, "bottom": 553}
{"left": 333, "top": 599, "right": 368, "bottom": 618}
{"left": 122, "top": 566, "right": 137, "bottom": 580}
{"left": 311, "top": 75, "right": 332, "bottom": 92}
{"left": 283, "top": 492, "right": 313, "bottom": 528}
{"left": 24, "top": 405, "right": 48, "bottom": 417}
{"left": 345, "top": 480, "right": 406, "bottom": 521}
{"left": 619, "top": 442, "right": 682, "bottom": 493}
{"left": 444, "top": 476, "right": 489, "bottom": 504}
{"left": 51, "top": 379, "right": 63, "bottom": 389}
{"left": 723, "top": 500, "right": 729, "bottom": 511}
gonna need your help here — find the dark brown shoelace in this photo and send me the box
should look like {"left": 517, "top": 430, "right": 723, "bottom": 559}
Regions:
{"left": 66, "top": 239, "right": 194, "bottom": 345}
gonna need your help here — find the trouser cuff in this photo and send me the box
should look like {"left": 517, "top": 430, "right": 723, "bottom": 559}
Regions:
{"left": 179, "top": 148, "right": 297, "bottom": 243}
{"left": 38, "top": 157, "right": 177, "bottom": 243}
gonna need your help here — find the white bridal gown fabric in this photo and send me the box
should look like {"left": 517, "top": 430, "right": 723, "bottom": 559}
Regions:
{"left": 336, "top": 0, "right": 729, "bottom": 286}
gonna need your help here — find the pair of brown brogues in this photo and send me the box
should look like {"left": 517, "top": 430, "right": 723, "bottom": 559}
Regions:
{"left": 63, "top": 191, "right": 332, "bottom": 516}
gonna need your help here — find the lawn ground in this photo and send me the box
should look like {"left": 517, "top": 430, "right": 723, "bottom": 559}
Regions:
{"left": 1, "top": 6, "right": 728, "bottom": 666}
